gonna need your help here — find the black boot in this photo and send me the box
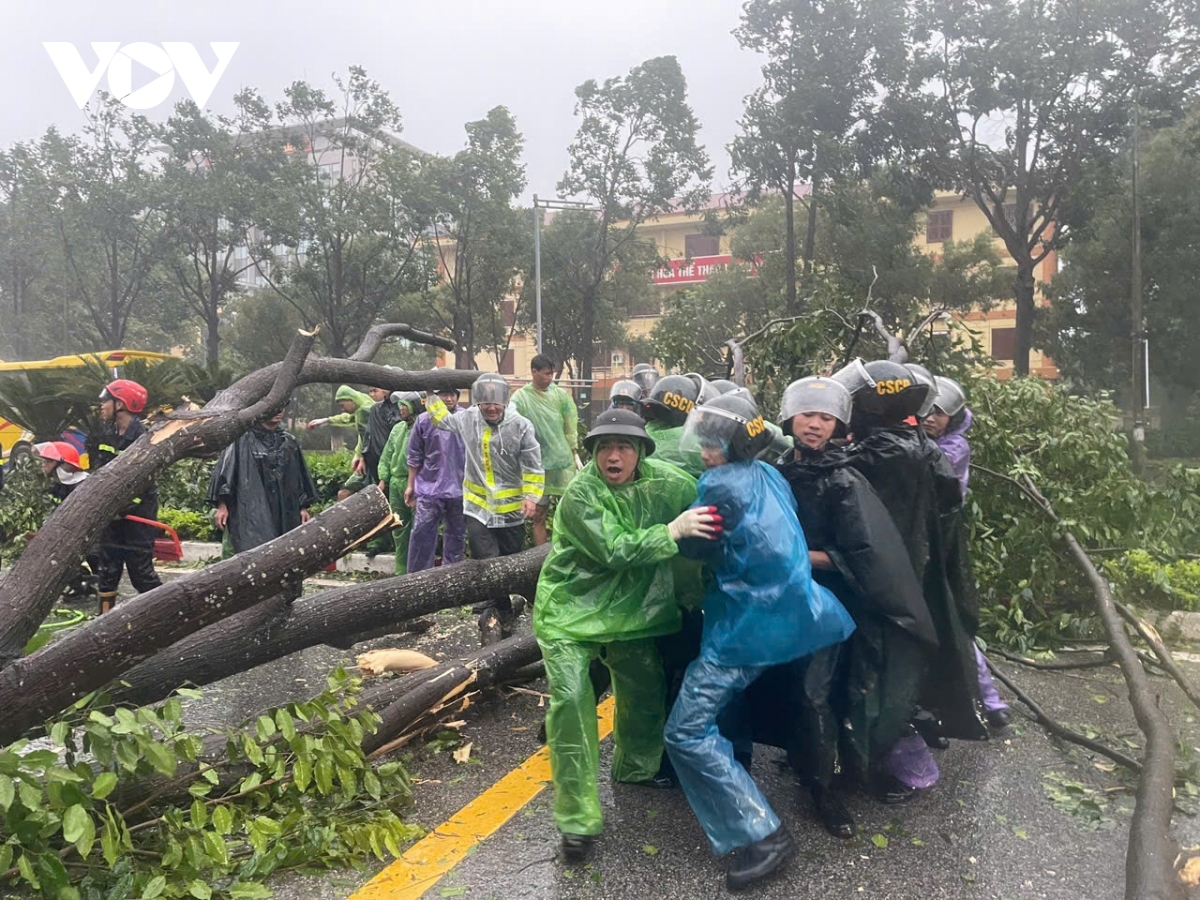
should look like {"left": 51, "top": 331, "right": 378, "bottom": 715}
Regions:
{"left": 726, "top": 825, "right": 797, "bottom": 891}
{"left": 871, "top": 771, "right": 917, "bottom": 804}
{"left": 986, "top": 707, "right": 1011, "bottom": 728}
{"left": 560, "top": 832, "right": 595, "bottom": 863}
{"left": 913, "top": 710, "right": 950, "bottom": 750}
{"left": 811, "top": 784, "right": 856, "bottom": 839}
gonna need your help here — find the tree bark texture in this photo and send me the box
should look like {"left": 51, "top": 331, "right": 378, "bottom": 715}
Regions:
{"left": 1012, "top": 263, "right": 1037, "bottom": 377}
{"left": 0, "top": 323, "right": 474, "bottom": 669}
{"left": 108, "top": 545, "right": 550, "bottom": 710}
{"left": 0, "top": 488, "right": 394, "bottom": 745}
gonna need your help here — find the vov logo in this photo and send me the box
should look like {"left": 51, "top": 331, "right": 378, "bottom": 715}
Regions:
{"left": 43, "top": 42, "right": 240, "bottom": 110}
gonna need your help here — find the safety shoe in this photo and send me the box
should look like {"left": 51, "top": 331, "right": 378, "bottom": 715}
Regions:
{"left": 986, "top": 707, "right": 1012, "bottom": 729}
{"left": 725, "top": 825, "right": 797, "bottom": 891}
{"left": 871, "top": 772, "right": 917, "bottom": 805}
{"left": 811, "top": 785, "right": 856, "bottom": 839}
{"left": 560, "top": 832, "right": 595, "bottom": 863}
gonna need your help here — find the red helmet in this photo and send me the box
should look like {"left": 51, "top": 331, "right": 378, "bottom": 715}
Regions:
{"left": 101, "top": 379, "right": 148, "bottom": 414}
{"left": 34, "top": 441, "right": 82, "bottom": 469}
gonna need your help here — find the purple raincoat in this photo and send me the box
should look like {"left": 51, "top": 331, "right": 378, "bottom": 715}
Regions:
{"left": 935, "top": 408, "right": 973, "bottom": 500}
{"left": 407, "top": 409, "right": 466, "bottom": 500}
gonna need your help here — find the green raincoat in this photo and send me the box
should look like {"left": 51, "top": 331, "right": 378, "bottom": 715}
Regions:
{"left": 327, "top": 386, "right": 373, "bottom": 455}
{"left": 534, "top": 453, "right": 697, "bottom": 836}
{"left": 644, "top": 421, "right": 705, "bottom": 478}
{"left": 512, "top": 382, "right": 579, "bottom": 491}
{"left": 377, "top": 399, "right": 417, "bottom": 574}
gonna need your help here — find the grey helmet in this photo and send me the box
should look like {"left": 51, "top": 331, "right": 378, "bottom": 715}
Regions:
{"left": 829, "top": 358, "right": 874, "bottom": 396}
{"left": 685, "top": 372, "right": 721, "bottom": 405}
{"left": 778, "top": 377, "right": 853, "bottom": 434}
{"left": 471, "top": 372, "right": 511, "bottom": 407}
{"left": 583, "top": 408, "right": 656, "bottom": 456}
{"left": 905, "top": 363, "right": 938, "bottom": 419}
{"left": 609, "top": 379, "right": 643, "bottom": 413}
{"left": 932, "top": 376, "right": 967, "bottom": 417}
{"left": 631, "top": 364, "right": 661, "bottom": 398}
{"left": 709, "top": 379, "right": 739, "bottom": 395}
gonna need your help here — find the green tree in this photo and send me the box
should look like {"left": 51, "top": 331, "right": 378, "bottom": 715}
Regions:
{"left": 419, "top": 106, "right": 528, "bottom": 370}
{"left": 158, "top": 91, "right": 282, "bottom": 365}
{"left": 0, "top": 143, "right": 59, "bottom": 360}
{"left": 909, "top": 0, "right": 1198, "bottom": 375}
{"left": 557, "top": 56, "right": 711, "bottom": 386}
{"left": 518, "top": 209, "right": 659, "bottom": 378}
{"left": 1045, "top": 104, "right": 1200, "bottom": 414}
{"left": 37, "top": 97, "right": 171, "bottom": 348}
{"left": 254, "top": 67, "right": 428, "bottom": 358}
{"left": 731, "top": 0, "right": 911, "bottom": 313}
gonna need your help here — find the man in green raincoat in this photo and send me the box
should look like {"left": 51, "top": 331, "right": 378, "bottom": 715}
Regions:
{"left": 377, "top": 392, "right": 422, "bottom": 574}
{"left": 512, "top": 354, "right": 579, "bottom": 546}
{"left": 533, "top": 408, "right": 719, "bottom": 863}
{"left": 308, "top": 385, "right": 375, "bottom": 492}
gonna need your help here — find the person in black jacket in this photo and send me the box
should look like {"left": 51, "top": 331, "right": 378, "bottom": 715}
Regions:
{"left": 207, "top": 404, "right": 317, "bottom": 600}
{"left": 831, "top": 359, "right": 987, "bottom": 797}
{"left": 90, "top": 379, "right": 162, "bottom": 612}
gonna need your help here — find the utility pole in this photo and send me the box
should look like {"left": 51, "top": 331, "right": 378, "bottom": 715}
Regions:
{"left": 531, "top": 195, "right": 593, "bottom": 356}
{"left": 1130, "top": 87, "right": 1147, "bottom": 475}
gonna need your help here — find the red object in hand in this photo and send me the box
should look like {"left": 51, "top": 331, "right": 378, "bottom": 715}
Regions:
{"left": 124, "top": 515, "right": 183, "bottom": 562}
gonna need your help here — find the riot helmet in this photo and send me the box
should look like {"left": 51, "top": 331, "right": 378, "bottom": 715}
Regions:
{"left": 631, "top": 364, "right": 661, "bottom": 398}
{"left": 680, "top": 391, "right": 772, "bottom": 463}
{"left": 905, "top": 363, "right": 938, "bottom": 419}
{"left": 829, "top": 359, "right": 874, "bottom": 397}
{"left": 853, "top": 359, "right": 931, "bottom": 422}
{"left": 608, "top": 380, "right": 644, "bottom": 415}
{"left": 685, "top": 372, "right": 721, "bottom": 405}
{"left": 778, "top": 377, "right": 853, "bottom": 434}
{"left": 471, "top": 373, "right": 511, "bottom": 407}
{"left": 643, "top": 375, "right": 700, "bottom": 428}
{"left": 709, "top": 379, "right": 739, "bottom": 395}
{"left": 931, "top": 376, "right": 967, "bottom": 417}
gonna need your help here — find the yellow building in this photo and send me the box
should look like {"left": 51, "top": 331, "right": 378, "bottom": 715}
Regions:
{"left": 443, "top": 189, "right": 1057, "bottom": 390}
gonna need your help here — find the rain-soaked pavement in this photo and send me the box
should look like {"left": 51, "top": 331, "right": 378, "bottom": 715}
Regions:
{"left": 119, "top": 567, "right": 1200, "bottom": 898}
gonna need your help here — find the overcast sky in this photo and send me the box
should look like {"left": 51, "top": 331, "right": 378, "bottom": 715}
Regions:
{"left": 2, "top": 0, "right": 766, "bottom": 201}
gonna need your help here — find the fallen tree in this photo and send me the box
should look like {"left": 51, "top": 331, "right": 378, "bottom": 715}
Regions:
{"left": 0, "top": 488, "right": 393, "bottom": 745}
{"left": 107, "top": 545, "right": 548, "bottom": 710}
{"left": 0, "top": 323, "right": 476, "bottom": 668}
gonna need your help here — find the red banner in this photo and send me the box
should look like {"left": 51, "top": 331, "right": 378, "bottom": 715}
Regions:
{"left": 653, "top": 254, "right": 734, "bottom": 286}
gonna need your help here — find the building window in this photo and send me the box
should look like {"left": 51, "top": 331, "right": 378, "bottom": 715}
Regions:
{"left": 498, "top": 350, "right": 515, "bottom": 375}
{"left": 684, "top": 233, "right": 720, "bottom": 258}
{"left": 991, "top": 327, "right": 1016, "bottom": 361}
{"left": 926, "top": 210, "right": 953, "bottom": 244}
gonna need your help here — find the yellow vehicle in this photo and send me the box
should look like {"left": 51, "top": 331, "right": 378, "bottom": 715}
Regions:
{"left": 0, "top": 349, "right": 173, "bottom": 464}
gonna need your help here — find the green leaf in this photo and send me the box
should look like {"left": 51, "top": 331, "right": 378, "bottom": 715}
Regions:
{"left": 91, "top": 772, "right": 119, "bottom": 799}
{"left": 204, "top": 831, "right": 229, "bottom": 867}
{"left": 275, "top": 708, "right": 296, "bottom": 741}
{"left": 212, "top": 804, "right": 234, "bottom": 835}
{"left": 229, "top": 884, "right": 273, "bottom": 899}
{"left": 439, "top": 889, "right": 467, "bottom": 898}
{"left": 871, "top": 833, "right": 889, "bottom": 849}
{"left": 62, "top": 804, "right": 89, "bottom": 843}
{"left": 190, "top": 798, "right": 207, "bottom": 829}
{"left": 141, "top": 874, "right": 167, "bottom": 899}
{"left": 101, "top": 818, "right": 120, "bottom": 866}
{"left": 188, "top": 881, "right": 213, "bottom": 900}
{"left": 256, "top": 715, "right": 277, "bottom": 741}
{"left": 17, "top": 851, "right": 39, "bottom": 889}
{"left": 642, "top": 844, "right": 659, "bottom": 856}
{"left": 0, "top": 844, "right": 12, "bottom": 874}
{"left": 0, "top": 775, "right": 14, "bottom": 810}
{"left": 142, "top": 740, "right": 178, "bottom": 777}
{"left": 293, "top": 758, "right": 312, "bottom": 793}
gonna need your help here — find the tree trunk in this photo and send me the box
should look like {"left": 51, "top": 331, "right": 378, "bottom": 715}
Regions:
{"left": 784, "top": 187, "right": 797, "bottom": 315}
{"left": 361, "top": 633, "right": 541, "bottom": 754}
{"left": 802, "top": 182, "right": 819, "bottom": 279}
{"left": 0, "top": 489, "right": 394, "bottom": 745}
{"left": 206, "top": 281, "right": 221, "bottom": 366}
{"left": 1012, "top": 262, "right": 1037, "bottom": 377}
{"left": 108, "top": 545, "right": 550, "bottom": 709}
{"left": 0, "top": 323, "right": 470, "bottom": 669}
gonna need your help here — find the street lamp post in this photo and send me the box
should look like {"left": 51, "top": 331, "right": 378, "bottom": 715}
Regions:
{"left": 532, "top": 195, "right": 593, "bottom": 355}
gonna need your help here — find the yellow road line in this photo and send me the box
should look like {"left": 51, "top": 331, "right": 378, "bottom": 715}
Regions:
{"left": 349, "top": 696, "right": 616, "bottom": 900}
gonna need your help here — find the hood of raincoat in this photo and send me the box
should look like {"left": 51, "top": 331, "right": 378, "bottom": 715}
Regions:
{"left": 644, "top": 421, "right": 705, "bottom": 477}
{"left": 935, "top": 407, "right": 973, "bottom": 500}
{"left": 335, "top": 385, "right": 372, "bottom": 407}
{"left": 678, "top": 460, "right": 855, "bottom": 667}
{"left": 533, "top": 456, "right": 698, "bottom": 644}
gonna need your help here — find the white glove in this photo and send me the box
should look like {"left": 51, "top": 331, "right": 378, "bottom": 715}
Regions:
{"left": 668, "top": 506, "right": 722, "bottom": 541}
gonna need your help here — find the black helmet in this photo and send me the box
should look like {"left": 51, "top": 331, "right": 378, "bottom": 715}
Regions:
{"left": 685, "top": 372, "right": 721, "bottom": 405}
{"left": 582, "top": 408, "right": 656, "bottom": 456}
{"left": 643, "top": 374, "right": 700, "bottom": 427}
{"left": 631, "top": 364, "right": 661, "bottom": 398}
{"left": 709, "top": 379, "right": 739, "bottom": 395}
{"left": 680, "top": 391, "right": 772, "bottom": 463}
{"left": 905, "top": 363, "right": 937, "bottom": 419}
{"left": 852, "top": 359, "right": 931, "bottom": 422}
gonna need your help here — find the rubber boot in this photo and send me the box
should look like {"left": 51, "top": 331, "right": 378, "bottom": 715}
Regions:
{"left": 98, "top": 591, "right": 118, "bottom": 615}
{"left": 726, "top": 825, "right": 797, "bottom": 891}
